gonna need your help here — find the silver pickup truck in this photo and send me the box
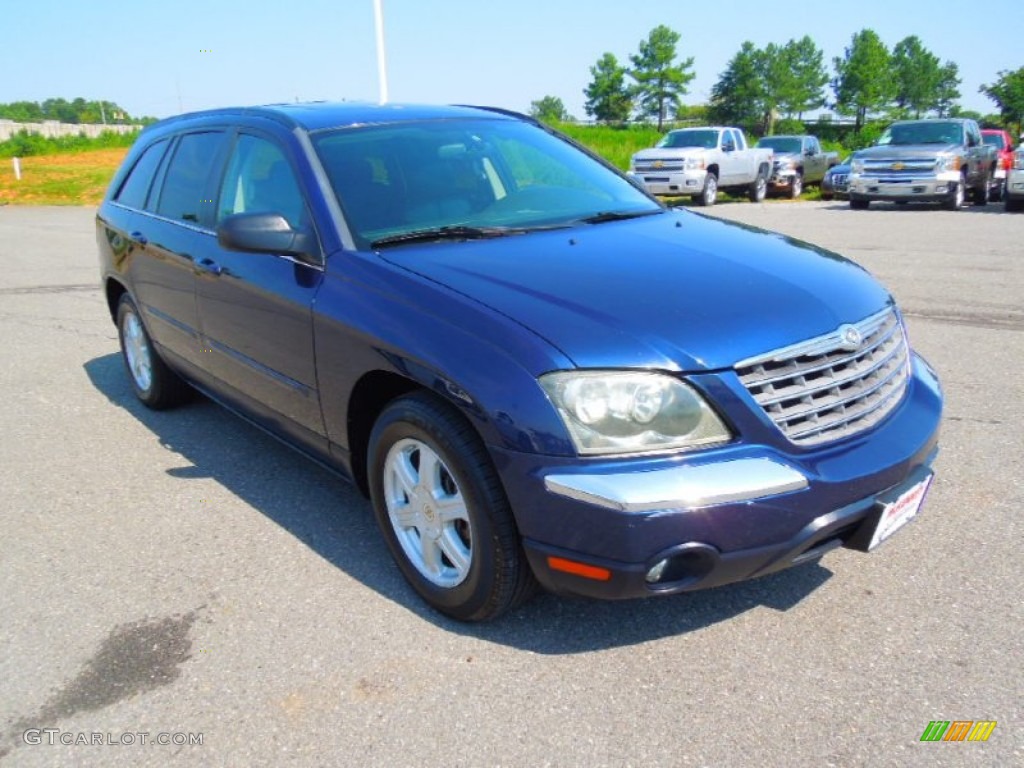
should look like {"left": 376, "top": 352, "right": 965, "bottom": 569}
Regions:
{"left": 848, "top": 118, "right": 997, "bottom": 210}
{"left": 630, "top": 127, "right": 773, "bottom": 206}
{"left": 755, "top": 135, "right": 839, "bottom": 198}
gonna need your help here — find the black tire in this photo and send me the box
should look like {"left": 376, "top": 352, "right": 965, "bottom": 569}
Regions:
{"left": 849, "top": 197, "right": 870, "bottom": 210}
{"left": 820, "top": 192, "right": 834, "bottom": 201}
{"left": 693, "top": 172, "right": 718, "bottom": 206}
{"left": 991, "top": 179, "right": 1003, "bottom": 202}
{"left": 1006, "top": 197, "right": 1024, "bottom": 213}
{"left": 788, "top": 172, "right": 803, "bottom": 199}
{"left": 944, "top": 173, "right": 966, "bottom": 210}
{"left": 116, "top": 294, "right": 192, "bottom": 409}
{"left": 972, "top": 172, "right": 990, "bottom": 206}
{"left": 367, "top": 392, "right": 536, "bottom": 621}
{"left": 748, "top": 170, "right": 767, "bottom": 203}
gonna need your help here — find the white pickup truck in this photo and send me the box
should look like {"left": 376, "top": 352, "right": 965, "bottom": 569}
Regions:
{"left": 630, "top": 127, "right": 773, "bottom": 205}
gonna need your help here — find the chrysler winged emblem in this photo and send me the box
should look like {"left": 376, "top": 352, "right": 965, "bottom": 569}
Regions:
{"left": 838, "top": 324, "right": 863, "bottom": 351}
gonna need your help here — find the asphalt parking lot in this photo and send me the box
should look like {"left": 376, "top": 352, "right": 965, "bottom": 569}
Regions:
{"left": 0, "top": 201, "right": 1021, "bottom": 767}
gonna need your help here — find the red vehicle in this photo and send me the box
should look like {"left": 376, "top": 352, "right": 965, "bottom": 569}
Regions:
{"left": 982, "top": 129, "right": 1014, "bottom": 200}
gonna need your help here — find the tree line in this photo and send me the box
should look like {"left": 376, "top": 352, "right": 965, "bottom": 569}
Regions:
{"left": 530, "top": 27, "right": 1024, "bottom": 139}
{"left": 0, "top": 98, "right": 150, "bottom": 125}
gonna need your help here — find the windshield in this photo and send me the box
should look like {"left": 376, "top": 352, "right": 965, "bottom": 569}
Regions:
{"left": 312, "top": 118, "right": 660, "bottom": 249}
{"left": 877, "top": 122, "right": 963, "bottom": 146}
{"left": 982, "top": 133, "right": 1005, "bottom": 149}
{"left": 756, "top": 137, "right": 802, "bottom": 154}
{"left": 657, "top": 130, "right": 719, "bottom": 149}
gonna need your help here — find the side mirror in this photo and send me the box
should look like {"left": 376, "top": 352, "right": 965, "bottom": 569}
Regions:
{"left": 722, "top": 141, "right": 735, "bottom": 153}
{"left": 217, "top": 213, "right": 319, "bottom": 263}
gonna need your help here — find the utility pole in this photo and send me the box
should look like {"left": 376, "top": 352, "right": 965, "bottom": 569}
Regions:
{"left": 373, "top": 0, "right": 388, "bottom": 104}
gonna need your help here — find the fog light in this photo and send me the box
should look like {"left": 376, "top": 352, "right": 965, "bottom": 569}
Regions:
{"left": 646, "top": 559, "right": 669, "bottom": 583}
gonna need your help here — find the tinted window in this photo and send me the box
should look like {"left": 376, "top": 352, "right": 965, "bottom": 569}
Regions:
{"left": 658, "top": 130, "right": 718, "bottom": 149}
{"left": 217, "top": 135, "right": 307, "bottom": 229}
{"left": 982, "top": 134, "right": 1005, "bottom": 149}
{"left": 155, "top": 132, "right": 225, "bottom": 224}
{"left": 115, "top": 139, "right": 168, "bottom": 210}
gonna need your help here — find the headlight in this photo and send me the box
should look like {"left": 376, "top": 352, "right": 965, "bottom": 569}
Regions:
{"left": 851, "top": 159, "right": 864, "bottom": 174}
{"left": 683, "top": 156, "right": 705, "bottom": 171}
{"left": 935, "top": 155, "right": 961, "bottom": 172}
{"left": 539, "top": 371, "right": 731, "bottom": 455}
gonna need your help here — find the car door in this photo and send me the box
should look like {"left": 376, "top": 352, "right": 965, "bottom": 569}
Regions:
{"left": 719, "top": 130, "right": 741, "bottom": 186}
{"left": 194, "top": 130, "right": 326, "bottom": 447}
{"left": 123, "top": 131, "right": 229, "bottom": 367}
{"left": 804, "top": 138, "right": 823, "bottom": 180}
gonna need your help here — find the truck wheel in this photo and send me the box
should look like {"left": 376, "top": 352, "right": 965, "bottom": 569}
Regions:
{"left": 694, "top": 173, "right": 718, "bottom": 206}
{"left": 944, "top": 173, "right": 965, "bottom": 210}
{"left": 788, "top": 172, "right": 803, "bottom": 199}
{"left": 849, "top": 197, "right": 870, "bottom": 210}
{"left": 972, "top": 172, "right": 990, "bottom": 206}
{"left": 1006, "top": 197, "right": 1023, "bottom": 213}
{"left": 991, "top": 180, "right": 1003, "bottom": 202}
{"left": 747, "top": 171, "right": 767, "bottom": 203}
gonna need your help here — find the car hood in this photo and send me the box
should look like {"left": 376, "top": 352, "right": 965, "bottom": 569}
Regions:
{"left": 376, "top": 210, "right": 891, "bottom": 372}
{"left": 769, "top": 151, "right": 800, "bottom": 162}
{"left": 632, "top": 147, "right": 709, "bottom": 162}
{"left": 856, "top": 144, "right": 959, "bottom": 161}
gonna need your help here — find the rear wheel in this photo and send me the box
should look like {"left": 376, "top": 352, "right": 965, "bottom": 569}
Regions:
{"left": 849, "top": 197, "right": 870, "bottom": 210}
{"left": 116, "top": 294, "right": 191, "bottom": 409}
{"left": 693, "top": 172, "right": 718, "bottom": 206}
{"left": 367, "top": 392, "right": 536, "bottom": 621}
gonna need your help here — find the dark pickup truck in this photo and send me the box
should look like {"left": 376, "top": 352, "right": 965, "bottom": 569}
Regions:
{"left": 755, "top": 135, "right": 839, "bottom": 198}
{"left": 847, "top": 118, "right": 997, "bottom": 210}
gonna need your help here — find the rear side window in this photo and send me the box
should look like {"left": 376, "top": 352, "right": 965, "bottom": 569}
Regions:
{"left": 115, "top": 139, "right": 168, "bottom": 210}
{"left": 155, "top": 132, "right": 226, "bottom": 224}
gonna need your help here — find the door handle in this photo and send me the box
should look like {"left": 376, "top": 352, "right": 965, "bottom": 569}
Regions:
{"left": 129, "top": 231, "right": 148, "bottom": 246}
{"left": 196, "top": 257, "right": 222, "bottom": 276}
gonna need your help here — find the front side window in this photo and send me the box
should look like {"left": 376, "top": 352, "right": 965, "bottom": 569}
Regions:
{"left": 155, "top": 131, "right": 225, "bottom": 224}
{"left": 217, "top": 134, "right": 307, "bottom": 229}
{"left": 115, "top": 139, "right": 168, "bottom": 210}
{"left": 314, "top": 118, "right": 660, "bottom": 248}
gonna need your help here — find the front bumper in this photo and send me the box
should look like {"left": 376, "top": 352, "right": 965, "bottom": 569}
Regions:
{"left": 633, "top": 169, "right": 707, "bottom": 196}
{"left": 493, "top": 353, "right": 942, "bottom": 600}
{"left": 848, "top": 172, "right": 960, "bottom": 202}
{"left": 1006, "top": 170, "right": 1024, "bottom": 200}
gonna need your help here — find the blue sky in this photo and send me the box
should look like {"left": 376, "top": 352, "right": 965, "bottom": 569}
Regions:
{"left": 2, "top": 0, "right": 1019, "bottom": 120}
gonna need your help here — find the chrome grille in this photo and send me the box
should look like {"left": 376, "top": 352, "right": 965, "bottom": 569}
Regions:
{"left": 830, "top": 173, "right": 848, "bottom": 189}
{"left": 633, "top": 160, "right": 684, "bottom": 173}
{"left": 860, "top": 159, "right": 936, "bottom": 177}
{"left": 735, "top": 308, "right": 910, "bottom": 446}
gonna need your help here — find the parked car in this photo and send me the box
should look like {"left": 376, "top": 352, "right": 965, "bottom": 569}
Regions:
{"left": 821, "top": 156, "right": 854, "bottom": 200}
{"left": 848, "top": 118, "right": 996, "bottom": 210}
{"left": 629, "top": 127, "right": 773, "bottom": 205}
{"left": 1005, "top": 146, "right": 1024, "bottom": 212}
{"left": 97, "top": 103, "right": 943, "bottom": 621}
{"left": 754, "top": 135, "right": 839, "bottom": 198}
{"left": 982, "top": 128, "right": 1014, "bottom": 200}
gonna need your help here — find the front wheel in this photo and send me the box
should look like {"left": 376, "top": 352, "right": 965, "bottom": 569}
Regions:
{"left": 849, "top": 197, "right": 870, "bottom": 210}
{"left": 693, "top": 172, "right": 718, "bottom": 206}
{"left": 788, "top": 172, "right": 803, "bottom": 199}
{"left": 367, "top": 392, "right": 536, "bottom": 621}
{"left": 944, "top": 173, "right": 965, "bottom": 210}
{"left": 747, "top": 171, "right": 767, "bottom": 203}
{"left": 116, "top": 294, "right": 191, "bottom": 409}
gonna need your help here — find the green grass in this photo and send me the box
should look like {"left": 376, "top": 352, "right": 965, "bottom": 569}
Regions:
{"left": 554, "top": 123, "right": 664, "bottom": 170}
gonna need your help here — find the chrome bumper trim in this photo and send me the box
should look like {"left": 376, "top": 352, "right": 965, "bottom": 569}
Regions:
{"left": 543, "top": 457, "right": 809, "bottom": 512}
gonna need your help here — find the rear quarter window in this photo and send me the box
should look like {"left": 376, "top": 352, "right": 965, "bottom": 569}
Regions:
{"left": 115, "top": 139, "right": 168, "bottom": 210}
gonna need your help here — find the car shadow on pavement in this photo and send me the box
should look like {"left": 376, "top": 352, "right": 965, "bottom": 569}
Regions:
{"left": 85, "top": 352, "right": 833, "bottom": 653}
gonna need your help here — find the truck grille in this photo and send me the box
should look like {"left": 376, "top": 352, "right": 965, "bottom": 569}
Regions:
{"left": 735, "top": 308, "right": 910, "bottom": 447}
{"left": 860, "top": 159, "right": 936, "bottom": 177}
{"left": 633, "top": 160, "right": 684, "bottom": 173}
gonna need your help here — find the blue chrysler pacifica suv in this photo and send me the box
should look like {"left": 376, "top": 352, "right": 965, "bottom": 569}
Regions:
{"left": 96, "top": 102, "right": 942, "bottom": 621}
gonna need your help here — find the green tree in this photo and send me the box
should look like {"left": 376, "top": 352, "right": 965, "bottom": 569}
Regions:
{"left": 629, "top": 25, "right": 696, "bottom": 130}
{"left": 584, "top": 53, "right": 632, "bottom": 123}
{"left": 980, "top": 67, "right": 1024, "bottom": 136}
{"left": 708, "top": 41, "right": 765, "bottom": 131}
{"left": 529, "top": 95, "right": 570, "bottom": 125}
{"left": 832, "top": 29, "right": 894, "bottom": 131}
{"left": 934, "top": 62, "right": 961, "bottom": 117}
{"left": 891, "top": 36, "right": 941, "bottom": 117}
{"left": 780, "top": 36, "right": 829, "bottom": 120}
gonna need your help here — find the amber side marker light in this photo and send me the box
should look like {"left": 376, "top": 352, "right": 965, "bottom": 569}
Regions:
{"left": 547, "top": 556, "right": 612, "bottom": 581}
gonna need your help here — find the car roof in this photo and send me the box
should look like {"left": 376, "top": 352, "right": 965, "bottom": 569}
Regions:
{"left": 144, "top": 101, "right": 520, "bottom": 134}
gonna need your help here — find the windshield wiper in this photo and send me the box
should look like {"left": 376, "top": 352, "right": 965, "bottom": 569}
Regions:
{"left": 575, "top": 209, "right": 662, "bottom": 225}
{"left": 371, "top": 225, "right": 520, "bottom": 248}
